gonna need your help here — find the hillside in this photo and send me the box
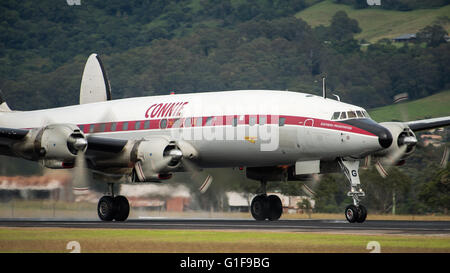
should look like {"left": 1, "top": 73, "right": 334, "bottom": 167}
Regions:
{"left": 1, "top": 1, "right": 449, "bottom": 112}
{"left": 369, "top": 90, "right": 450, "bottom": 122}
{"left": 296, "top": 0, "right": 450, "bottom": 42}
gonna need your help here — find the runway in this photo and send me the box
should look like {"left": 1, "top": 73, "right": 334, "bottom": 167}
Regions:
{"left": 1, "top": 218, "right": 449, "bottom": 235}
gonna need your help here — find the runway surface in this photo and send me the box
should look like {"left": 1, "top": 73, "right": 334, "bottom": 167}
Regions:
{"left": 1, "top": 218, "right": 449, "bottom": 235}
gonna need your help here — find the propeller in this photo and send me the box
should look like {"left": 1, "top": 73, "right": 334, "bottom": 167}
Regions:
{"left": 72, "top": 150, "right": 90, "bottom": 192}
{"left": 181, "top": 157, "right": 214, "bottom": 194}
{"left": 176, "top": 140, "right": 214, "bottom": 194}
{"left": 374, "top": 145, "right": 408, "bottom": 178}
{"left": 70, "top": 135, "right": 90, "bottom": 192}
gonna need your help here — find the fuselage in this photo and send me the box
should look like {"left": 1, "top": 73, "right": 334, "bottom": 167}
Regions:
{"left": 0, "top": 90, "right": 390, "bottom": 167}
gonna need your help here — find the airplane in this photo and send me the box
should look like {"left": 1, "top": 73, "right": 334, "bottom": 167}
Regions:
{"left": 0, "top": 53, "right": 449, "bottom": 223}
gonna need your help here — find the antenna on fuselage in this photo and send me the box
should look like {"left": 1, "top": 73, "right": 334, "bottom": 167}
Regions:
{"left": 322, "top": 77, "right": 326, "bottom": 99}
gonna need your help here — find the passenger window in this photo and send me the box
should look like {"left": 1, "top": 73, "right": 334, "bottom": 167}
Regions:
{"left": 111, "top": 123, "right": 117, "bottom": 131}
{"left": 184, "top": 118, "right": 191, "bottom": 127}
{"left": 78, "top": 125, "right": 84, "bottom": 132}
{"left": 196, "top": 117, "right": 203, "bottom": 126}
{"left": 205, "top": 117, "right": 213, "bottom": 126}
{"left": 347, "top": 111, "right": 357, "bottom": 118}
{"left": 332, "top": 112, "right": 340, "bottom": 120}
{"left": 259, "top": 116, "right": 266, "bottom": 125}
{"left": 340, "top": 112, "right": 347, "bottom": 119}
{"left": 249, "top": 117, "right": 256, "bottom": 126}
{"left": 135, "top": 121, "right": 141, "bottom": 130}
{"left": 279, "top": 117, "right": 285, "bottom": 126}
{"left": 173, "top": 118, "right": 181, "bottom": 128}
{"left": 122, "top": 122, "right": 128, "bottom": 131}
{"left": 144, "top": 120, "right": 150, "bottom": 129}
{"left": 160, "top": 119, "right": 167, "bottom": 129}
{"left": 232, "top": 117, "right": 238, "bottom": 127}
{"left": 89, "top": 124, "right": 95, "bottom": 133}
{"left": 100, "top": 123, "right": 106, "bottom": 132}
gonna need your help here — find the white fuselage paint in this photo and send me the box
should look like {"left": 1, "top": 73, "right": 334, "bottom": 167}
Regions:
{"left": 0, "top": 90, "right": 381, "bottom": 167}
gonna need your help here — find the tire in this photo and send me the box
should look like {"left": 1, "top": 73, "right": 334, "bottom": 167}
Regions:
{"left": 113, "top": 195, "right": 130, "bottom": 222}
{"left": 345, "top": 204, "right": 360, "bottom": 223}
{"left": 267, "top": 195, "right": 283, "bottom": 221}
{"left": 251, "top": 195, "right": 268, "bottom": 221}
{"left": 356, "top": 205, "right": 367, "bottom": 223}
{"left": 98, "top": 196, "right": 115, "bottom": 221}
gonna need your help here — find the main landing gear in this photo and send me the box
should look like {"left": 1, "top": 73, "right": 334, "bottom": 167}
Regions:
{"left": 250, "top": 179, "right": 283, "bottom": 221}
{"left": 339, "top": 158, "right": 367, "bottom": 223}
{"left": 97, "top": 183, "right": 130, "bottom": 221}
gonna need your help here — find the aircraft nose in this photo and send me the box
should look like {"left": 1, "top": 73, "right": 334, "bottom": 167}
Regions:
{"left": 341, "top": 119, "right": 392, "bottom": 149}
{"left": 377, "top": 127, "right": 393, "bottom": 149}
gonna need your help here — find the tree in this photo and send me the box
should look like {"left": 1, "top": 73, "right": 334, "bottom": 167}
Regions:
{"left": 419, "top": 165, "right": 450, "bottom": 214}
{"left": 323, "top": 11, "right": 362, "bottom": 54}
{"left": 417, "top": 24, "right": 448, "bottom": 48}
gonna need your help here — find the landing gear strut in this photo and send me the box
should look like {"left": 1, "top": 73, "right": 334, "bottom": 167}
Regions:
{"left": 250, "top": 179, "right": 283, "bottom": 221}
{"left": 97, "top": 183, "right": 130, "bottom": 221}
{"left": 339, "top": 158, "right": 367, "bottom": 223}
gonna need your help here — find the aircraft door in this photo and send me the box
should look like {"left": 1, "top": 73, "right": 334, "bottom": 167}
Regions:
{"left": 297, "top": 118, "right": 314, "bottom": 153}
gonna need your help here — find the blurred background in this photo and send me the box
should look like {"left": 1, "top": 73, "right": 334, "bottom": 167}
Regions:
{"left": 0, "top": 0, "right": 449, "bottom": 219}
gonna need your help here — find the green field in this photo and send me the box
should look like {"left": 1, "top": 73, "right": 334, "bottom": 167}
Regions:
{"left": 368, "top": 90, "right": 450, "bottom": 122}
{"left": 0, "top": 227, "right": 449, "bottom": 253}
{"left": 296, "top": 0, "right": 450, "bottom": 42}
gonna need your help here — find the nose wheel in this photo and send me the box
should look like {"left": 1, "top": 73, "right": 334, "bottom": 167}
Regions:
{"left": 345, "top": 204, "right": 367, "bottom": 223}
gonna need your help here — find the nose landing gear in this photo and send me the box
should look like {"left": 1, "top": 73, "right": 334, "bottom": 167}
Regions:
{"left": 339, "top": 158, "right": 367, "bottom": 223}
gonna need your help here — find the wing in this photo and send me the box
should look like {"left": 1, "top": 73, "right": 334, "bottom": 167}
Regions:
{"left": 0, "top": 126, "right": 128, "bottom": 157}
{"left": 406, "top": 116, "right": 450, "bottom": 132}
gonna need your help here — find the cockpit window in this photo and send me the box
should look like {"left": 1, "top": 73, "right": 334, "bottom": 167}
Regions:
{"left": 356, "top": 111, "right": 364, "bottom": 118}
{"left": 331, "top": 112, "right": 340, "bottom": 120}
{"left": 347, "top": 111, "right": 357, "bottom": 118}
{"left": 363, "top": 111, "right": 371, "bottom": 118}
{"left": 340, "top": 112, "right": 347, "bottom": 119}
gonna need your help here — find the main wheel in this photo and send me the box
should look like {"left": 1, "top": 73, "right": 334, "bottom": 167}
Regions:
{"left": 267, "top": 195, "right": 283, "bottom": 221}
{"left": 113, "top": 195, "right": 130, "bottom": 221}
{"left": 251, "top": 195, "right": 268, "bottom": 221}
{"left": 356, "top": 205, "right": 367, "bottom": 223}
{"left": 345, "top": 204, "right": 360, "bottom": 223}
{"left": 98, "top": 196, "right": 115, "bottom": 221}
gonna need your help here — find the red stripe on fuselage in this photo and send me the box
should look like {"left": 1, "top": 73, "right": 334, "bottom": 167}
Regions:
{"left": 75, "top": 115, "right": 376, "bottom": 137}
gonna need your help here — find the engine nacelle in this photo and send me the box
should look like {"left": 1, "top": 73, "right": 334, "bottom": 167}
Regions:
{"left": 12, "top": 124, "right": 87, "bottom": 168}
{"left": 375, "top": 122, "right": 417, "bottom": 162}
{"left": 131, "top": 137, "right": 184, "bottom": 182}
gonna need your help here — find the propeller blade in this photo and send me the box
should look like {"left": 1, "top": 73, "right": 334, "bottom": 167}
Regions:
{"left": 375, "top": 160, "right": 388, "bottom": 178}
{"left": 375, "top": 145, "right": 407, "bottom": 178}
{"left": 181, "top": 157, "right": 214, "bottom": 194}
{"left": 72, "top": 151, "right": 90, "bottom": 192}
{"left": 198, "top": 175, "right": 213, "bottom": 194}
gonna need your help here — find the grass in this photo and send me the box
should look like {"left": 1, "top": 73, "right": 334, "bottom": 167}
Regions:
{"left": 368, "top": 90, "right": 450, "bottom": 122}
{"left": 0, "top": 227, "right": 449, "bottom": 253}
{"left": 295, "top": 0, "right": 450, "bottom": 43}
